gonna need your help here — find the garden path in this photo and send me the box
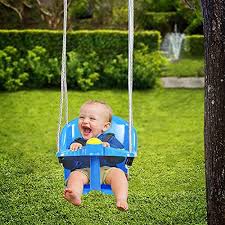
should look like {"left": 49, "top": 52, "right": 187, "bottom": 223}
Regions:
{"left": 161, "top": 77, "right": 204, "bottom": 88}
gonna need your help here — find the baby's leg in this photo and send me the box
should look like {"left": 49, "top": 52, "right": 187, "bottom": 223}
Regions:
{"left": 64, "top": 170, "right": 88, "bottom": 206}
{"left": 105, "top": 168, "right": 128, "bottom": 211}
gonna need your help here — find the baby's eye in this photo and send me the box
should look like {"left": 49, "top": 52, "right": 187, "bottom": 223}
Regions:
{"left": 90, "top": 117, "right": 96, "bottom": 121}
{"left": 79, "top": 116, "right": 84, "bottom": 119}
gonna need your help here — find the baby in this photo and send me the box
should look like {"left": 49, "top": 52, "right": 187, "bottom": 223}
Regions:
{"left": 64, "top": 100, "right": 128, "bottom": 211}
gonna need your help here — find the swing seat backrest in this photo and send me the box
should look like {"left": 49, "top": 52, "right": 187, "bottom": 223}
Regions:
{"left": 60, "top": 116, "right": 137, "bottom": 151}
{"left": 59, "top": 115, "right": 137, "bottom": 194}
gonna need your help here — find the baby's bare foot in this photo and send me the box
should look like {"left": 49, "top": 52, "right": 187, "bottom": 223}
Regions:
{"left": 64, "top": 188, "right": 81, "bottom": 206}
{"left": 116, "top": 200, "right": 128, "bottom": 211}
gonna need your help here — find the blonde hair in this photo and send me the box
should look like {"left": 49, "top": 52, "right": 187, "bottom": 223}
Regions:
{"left": 81, "top": 100, "right": 113, "bottom": 122}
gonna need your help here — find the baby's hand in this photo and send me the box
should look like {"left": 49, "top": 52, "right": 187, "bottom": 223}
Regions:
{"left": 70, "top": 143, "right": 82, "bottom": 151}
{"left": 102, "top": 142, "right": 110, "bottom": 147}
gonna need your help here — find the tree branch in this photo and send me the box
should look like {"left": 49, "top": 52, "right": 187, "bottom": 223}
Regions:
{"left": 35, "top": 0, "right": 52, "bottom": 16}
{"left": 0, "top": 0, "right": 23, "bottom": 20}
{"left": 23, "top": 0, "right": 33, "bottom": 8}
{"left": 183, "top": 0, "right": 196, "bottom": 10}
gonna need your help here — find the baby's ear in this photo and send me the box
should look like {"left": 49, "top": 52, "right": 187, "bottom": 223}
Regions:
{"left": 103, "top": 122, "right": 111, "bottom": 132}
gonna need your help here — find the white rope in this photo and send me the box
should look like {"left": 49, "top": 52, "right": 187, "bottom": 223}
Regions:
{"left": 128, "top": 0, "right": 134, "bottom": 153}
{"left": 57, "top": 0, "right": 69, "bottom": 151}
{"left": 57, "top": 0, "right": 134, "bottom": 153}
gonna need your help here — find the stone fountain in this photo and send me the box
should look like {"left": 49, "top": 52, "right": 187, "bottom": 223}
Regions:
{"left": 161, "top": 24, "right": 185, "bottom": 61}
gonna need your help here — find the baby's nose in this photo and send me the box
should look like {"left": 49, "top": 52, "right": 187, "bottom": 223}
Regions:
{"left": 83, "top": 118, "right": 89, "bottom": 123}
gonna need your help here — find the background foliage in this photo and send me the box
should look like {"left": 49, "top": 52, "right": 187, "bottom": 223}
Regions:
{"left": 0, "top": 29, "right": 204, "bottom": 91}
{"left": 0, "top": 29, "right": 167, "bottom": 91}
{"left": 0, "top": 45, "right": 167, "bottom": 91}
{"left": 182, "top": 35, "right": 204, "bottom": 57}
{"left": 0, "top": 0, "right": 203, "bottom": 34}
{"left": 0, "top": 29, "right": 160, "bottom": 59}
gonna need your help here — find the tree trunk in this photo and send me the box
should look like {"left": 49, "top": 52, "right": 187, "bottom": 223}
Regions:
{"left": 201, "top": 0, "right": 225, "bottom": 224}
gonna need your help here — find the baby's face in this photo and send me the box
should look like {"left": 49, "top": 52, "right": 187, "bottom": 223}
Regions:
{"left": 78, "top": 103, "right": 111, "bottom": 140}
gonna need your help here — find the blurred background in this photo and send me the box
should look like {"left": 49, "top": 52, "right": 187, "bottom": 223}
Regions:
{"left": 0, "top": 0, "right": 202, "bottom": 34}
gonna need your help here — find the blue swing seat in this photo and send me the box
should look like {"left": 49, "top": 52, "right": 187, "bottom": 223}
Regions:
{"left": 57, "top": 115, "right": 137, "bottom": 194}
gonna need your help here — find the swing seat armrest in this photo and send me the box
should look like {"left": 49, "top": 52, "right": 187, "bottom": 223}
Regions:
{"left": 56, "top": 144, "right": 136, "bottom": 158}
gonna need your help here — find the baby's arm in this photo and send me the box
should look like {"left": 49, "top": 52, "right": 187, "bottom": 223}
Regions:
{"left": 69, "top": 137, "right": 86, "bottom": 151}
{"left": 70, "top": 142, "right": 82, "bottom": 151}
{"left": 70, "top": 139, "right": 110, "bottom": 150}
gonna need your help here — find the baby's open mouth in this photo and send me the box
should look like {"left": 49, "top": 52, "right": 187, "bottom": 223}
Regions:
{"left": 82, "top": 126, "right": 92, "bottom": 134}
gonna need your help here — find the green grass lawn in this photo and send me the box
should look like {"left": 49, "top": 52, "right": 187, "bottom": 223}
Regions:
{"left": 0, "top": 89, "right": 206, "bottom": 225}
{"left": 162, "top": 57, "right": 204, "bottom": 77}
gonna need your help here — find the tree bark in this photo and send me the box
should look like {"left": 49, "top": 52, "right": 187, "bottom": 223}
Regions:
{"left": 201, "top": 0, "right": 225, "bottom": 224}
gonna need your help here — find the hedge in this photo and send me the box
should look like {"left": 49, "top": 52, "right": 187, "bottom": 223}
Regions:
{"left": 182, "top": 35, "right": 204, "bottom": 57}
{"left": 0, "top": 29, "right": 161, "bottom": 60}
{"left": 0, "top": 30, "right": 171, "bottom": 91}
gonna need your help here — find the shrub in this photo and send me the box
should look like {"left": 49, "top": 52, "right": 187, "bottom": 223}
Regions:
{"left": 0, "top": 44, "right": 167, "bottom": 91}
{"left": 47, "top": 58, "right": 61, "bottom": 87}
{"left": 102, "top": 45, "right": 168, "bottom": 89}
{"left": 0, "top": 30, "right": 161, "bottom": 91}
{"left": 0, "top": 30, "right": 160, "bottom": 59}
{"left": 103, "top": 54, "right": 128, "bottom": 88}
{"left": 66, "top": 46, "right": 167, "bottom": 90}
{"left": 0, "top": 46, "right": 60, "bottom": 91}
{"left": 182, "top": 35, "right": 204, "bottom": 57}
{"left": 133, "top": 49, "right": 168, "bottom": 89}
{"left": 25, "top": 46, "right": 60, "bottom": 88}
{"left": 67, "top": 51, "right": 100, "bottom": 91}
{"left": 0, "top": 46, "right": 29, "bottom": 91}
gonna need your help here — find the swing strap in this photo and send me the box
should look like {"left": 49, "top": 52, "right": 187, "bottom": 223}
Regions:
{"left": 125, "top": 157, "right": 134, "bottom": 166}
{"left": 57, "top": 0, "right": 69, "bottom": 152}
{"left": 128, "top": 0, "right": 134, "bottom": 153}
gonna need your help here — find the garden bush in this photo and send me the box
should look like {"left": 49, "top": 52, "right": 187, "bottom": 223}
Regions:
{"left": 182, "top": 35, "right": 204, "bottom": 57}
{"left": 0, "top": 44, "right": 167, "bottom": 91}
{"left": 25, "top": 46, "right": 60, "bottom": 88}
{"left": 0, "top": 46, "right": 60, "bottom": 91}
{"left": 0, "top": 29, "right": 161, "bottom": 59}
{"left": 0, "top": 46, "right": 28, "bottom": 91}
{"left": 101, "top": 45, "right": 168, "bottom": 89}
{"left": 0, "top": 30, "right": 161, "bottom": 90}
{"left": 133, "top": 48, "right": 168, "bottom": 89}
{"left": 67, "top": 44, "right": 167, "bottom": 90}
{"left": 102, "top": 54, "right": 128, "bottom": 88}
{"left": 67, "top": 51, "right": 100, "bottom": 91}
